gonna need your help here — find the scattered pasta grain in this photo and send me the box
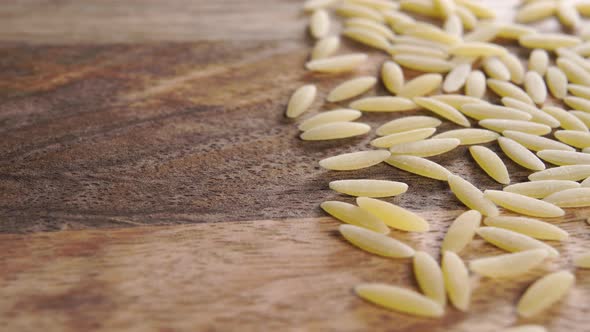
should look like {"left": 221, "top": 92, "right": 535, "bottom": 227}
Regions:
{"left": 343, "top": 27, "right": 391, "bottom": 50}
{"left": 463, "top": 23, "right": 499, "bottom": 42}
{"left": 483, "top": 190, "right": 565, "bottom": 218}
{"left": 538, "top": 149, "right": 590, "bottom": 165}
{"left": 444, "top": 14, "right": 463, "bottom": 37}
{"left": 431, "top": 94, "right": 486, "bottom": 108}
{"left": 543, "top": 187, "right": 590, "bottom": 207}
{"left": 443, "top": 63, "right": 471, "bottom": 93}
{"left": 455, "top": 0, "right": 495, "bottom": 18}
{"left": 390, "top": 138, "right": 460, "bottom": 157}
{"left": 554, "top": 130, "right": 590, "bottom": 149}
{"left": 564, "top": 96, "right": 590, "bottom": 113}
{"left": 345, "top": 17, "right": 395, "bottom": 40}
{"left": 501, "top": 53, "right": 525, "bottom": 85}
{"left": 357, "top": 197, "right": 430, "bottom": 232}
{"left": 483, "top": 57, "right": 511, "bottom": 81}
{"left": 469, "top": 249, "right": 549, "bottom": 278}
{"left": 327, "top": 76, "right": 376, "bottom": 102}
{"left": 413, "top": 251, "right": 446, "bottom": 306}
{"left": 476, "top": 226, "right": 559, "bottom": 257}
{"left": 381, "top": 61, "right": 404, "bottom": 94}
{"left": 286, "top": 84, "right": 317, "bottom": 118}
{"left": 371, "top": 128, "right": 436, "bottom": 148}
{"left": 355, "top": 283, "right": 444, "bottom": 317}
{"left": 504, "top": 179, "right": 580, "bottom": 198}
{"left": 524, "top": 71, "right": 547, "bottom": 105}
{"left": 311, "top": 36, "right": 340, "bottom": 59}
{"left": 386, "top": 155, "right": 453, "bottom": 181}
{"left": 501, "top": 97, "right": 560, "bottom": 128}
{"left": 450, "top": 42, "right": 507, "bottom": 57}
{"left": 529, "top": 49, "right": 549, "bottom": 76}
{"left": 461, "top": 103, "right": 532, "bottom": 121}
{"left": 414, "top": 97, "right": 471, "bottom": 127}
{"left": 306, "top": 53, "right": 368, "bottom": 73}
{"left": 442, "top": 251, "right": 471, "bottom": 312}
{"left": 517, "top": 271, "right": 575, "bottom": 318}
{"left": 456, "top": 5, "right": 477, "bottom": 30}
{"left": 487, "top": 79, "right": 534, "bottom": 105}
{"left": 466, "top": 70, "right": 486, "bottom": 98}
{"left": 503, "top": 130, "right": 575, "bottom": 152}
{"left": 377, "top": 115, "right": 441, "bottom": 136}
{"left": 515, "top": 1, "right": 557, "bottom": 23}
{"left": 441, "top": 210, "right": 482, "bottom": 253}
{"left": 298, "top": 109, "right": 362, "bottom": 131}
{"left": 321, "top": 201, "right": 390, "bottom": 233}
{"left": 300, "top": 122, "right": 371, "bottom": 140}
{"left": 398, "top": 74, "right": 443, "bottom": 98}
{"left": 574, "top": 252, "right": 590, "bottom": 268}
{"left": 319, "top": 150, "right": 391, "bottom": 170}
{"left": 557, "top": 2, "right": 581, "bottom": 28}
{"left": 336, "top": 3, "right": 384, "bottom": 21}
{"left": 498, "top": 137, "right": 546, "bottom": 171}
{"left": 484, "top": 216, "right": 568, "bottom": 240}
{"left": 542, "top": 106, "right": 588, "bottom": 132}
{"left": 557, "top": 58, "right": 590, "bottom": 86}
{"left": 520, "top": 33, "right": 581, "bottom": 50}
{"left": 304, "top": 0, "right": 339, "bottom": 11}
{"left": 399, "top": 0, "right": 440, "bottom": 17}
{"left": 545, "top": 66, "right": 568, "bottom": 99}
{"left": 479, "top": 119, "right": 551, "bottom": 135}
{"left": 447, "top": 175, "right": 499, "bottom": 216}
{"left": 434, "top": 128, "right": 499, "bottom": 144}
{"left": 529, "top": 164, "right": 590, "bottom": 181}
{"left": 469, "top": 146, "right": 510, "bottom": 184}
{"left": 394, "top": 54, "right": 453, "bottom": 73}
{"left": 568, "top": 84, "right": 590, "bottom": 99}
{"left": 310, "top": 9, "right": 330, "bottom": 39}
{"left": 330, "top": 179, "right": 408, "bottom": 197}
{"left": 497, "top": 23, "right": 536, "bottom": 39}
{"left": 350, "top": 96, "right": 417, "bottom": 112}
{"left": 339, "top": 224, "right": 414, "bottom": 257}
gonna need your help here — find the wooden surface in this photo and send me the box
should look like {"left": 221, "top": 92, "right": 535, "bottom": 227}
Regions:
{"left": 0, "top": 1, "right": 589, "bottom": 331}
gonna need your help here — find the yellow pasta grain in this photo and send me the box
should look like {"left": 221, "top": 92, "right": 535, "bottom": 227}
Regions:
{"left": 557, "top": 2, "right": 581, "bottom": 28}
{"left": 529, "top": 164, "right": 590, "bottom": 181}
{"left": 455, "top": 0, "right": 495, "bottom": 18}
{"left": 557, "top": 58, "right": 590, "bottom": 86}
{"left": 310, "top": 9, "right": 331, "bottom": 39}
{"left": 383, "top": 11, "right": 416, "bottom": 33}
{"left": 346, "top": 0, "right": 399, "bottom": 11}
{"left": 502, "top": 97, "right": 560, "bottom": 128}
{"left": 442, "top": 251, "right": 471, "bottom": 311}
{"left": 390, "top": 138, "right": 461, "bottom": 157}
{"left": 321, "top": 200, "right": 390, "bottom": 233}
{"left": 543, "top": 187, "right": 590, "bottom": 207}
{"left": 336, "top": 3, "right": 385, "bottom": 22}
{"left": 479, "top": 119, "right": 551, "bottom": 135}
{"left": 483, "top": 190, "right": 565, "bottom": 218}
{"left": 469, "top": 249, "right": 549, "bottom": 278}
{"left": 469, "top": 146, "right": 510, "bottom": 184}
{"left": 572, "top": 41, "right": 590, "bottom": 56}
{"left": 520, "top": 33, "right": 581, "bottom": 50}
{"left": 398, "top": 74, "right": 443, "bottom": 98}
{"left": 476, "top": 226, "right": 559, "bottom": 257}
{"left": 461, "top": 103, "right": 532, "bottom": 121}
{"left": 577, "top": 2, "right": 590, "bottom": 16}
{"left": 357, "top": 197, "right": 430, "bottom": 232}
{"left": 306, "top": 53, "right": 368, "bottom": 73}
{"left": 329, "top": 179, "right": 408, "bottom": 197}
{"left": 433, "top": 0, "right": 456, "bottom": 18}
{"left": 339, "top": 224, "right": 414, "bottom": 257}
{"left": 381, "top": 61, "right": 404, "bottom": 94}
{"left": 377, "top": 115, "right": 441, "bottom": 136}
{"left": 371, "top": 127, "right": 437, "bottom": 148}
{"left": 327, "top": 76, "right": 377, "bottom": 102}
{"left": 484, "top": 215, "right": 568, "bottom": 240}
{"left": 388, "top": 44, "right": 449, "bottom": 58}
{"left": 394, "top": 54, "right": 453, "bottom": 73}
{"left": 555, "top": 48, "right": 590, "bottom": 72}
{"left": 538, "top": 149, "right": 590, "bottom": 165}
{"left": 413, "top": 251, "right": 446, "bottom": 306}
{"left": 447, "top": 175, "right": 499, "bottom": 216}
{"left": 483, "top": 57, "right": 511, "bottom": 81}
{"left": 300, "top": 122, "right": 371, "bottom": 140}
{"left": 431, "top": 94, "right": 486, "bottom": 108}
{"left": 517, "top": 271, "right": 575, "bottom": 318}
{"left": 524, "top": 71, "right": 547, "bottom": 105}
{"left": 434, "top": 128, "right": 499, "bottom": 145}
{"left": 355, "top": 283, "right": 444, "bottom": 317}
{"left": 299, "top": 109, "right": 362, "bottom": 131}
{"left": 541, "top": 106, "right": 588, "bottom": 132}
{"left": 319, "top": 150, "right": 391, "bottom": 170}
{"left": 399, "top": 0, "right": 440, "bottom": 17}
{"left": 497, "top": 23, "right": 536, "bottom": 39}
{"left": 441, "top": 210, "right": 482, "bottom": 253}
{"left": 386, "top": 155, "right": 453, "bottom": 181}
{"left": 444, "top": 14, "right": 463, "bottom": 37}
{"left": 504, "top": 179, "right": 581, "bottom": 198}
{"left": 463, "top": 23, "right": 499, "bottom": 42}
{"left": 516, "top": 0, "right": 556, "bottom": 22}
{"left": 574, "top": 252, "right": 590, "bottom": 268}
{"left": 456, "top": 5, "right": 478, "bottom": 30}
{"left": 407, "top": 22, "right": 462, "bottom": 44}
{"left": 286, "top": 84, "right": 317, "bottom": 118}
{"left": 564, "top": 96, "right": 590, "bottom": 113}
{"left": 545, "top": 66, "right": 568, "bottom": 100}
{"left": 303, "top": 0, "right": 339, "bottom": 11}
{"left": 568, "top": 84, "right": 590, "bottom": 100}
{"left": 501, "top": 53, "right": 525, "bottom": 85}
{"left": 465, "top": 70, "right": 486, "bottom": 98}
{"left": 350, "top": 96, "right": 417, "bottom": 112}
{"left": 450, "top": 42, "right": 507, "bottom": 57}
{"left": 443, "top": 63, "right": 471, "bottom": 93}
{"left": 487, "top": 79, "right": 534, "bottom": 105}
{"left": 311, "top": 36, "right": 340, "bottom": 59}
{"left": 345, "top": 18, "right": 396, "bottom": 40}
{"left": 529, "top": 49, "right": 549, "bottom": 76}
{"left": 342, "top": 27, "right": 391, "bottom": 50}
{"left": 498, "top": 137, "right": 546, "bottom": 171}
{"left": 414, "top": 97, "right": 471, "bottom": 127}
{"left": 554, "top": 130, "right": 590, "bottom": 149}
{"left": 503, "top": 130, "right": 575, "bottom": 152}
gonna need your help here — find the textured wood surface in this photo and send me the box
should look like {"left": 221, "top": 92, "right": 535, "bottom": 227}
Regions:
{"left": 0, "top": 0, "right": 589, "bottom": 331}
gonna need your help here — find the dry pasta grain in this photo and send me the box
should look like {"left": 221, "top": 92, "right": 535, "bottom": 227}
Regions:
{"left": 398, "top": 74, "right": 443, "bottom": 98}
{"left": 476, "top": 227, "right": 559, "bottom": 257}
{"left": 399, "top": 0, "right": 440, "bottom": 17}
{"left": 371, "top": 128, "right": 436, "bottom": 148}
{"left": 501, "top": 53, "right": 525, "bottom": 85}
{"left": 497, "top": 23, "right": 536, "bottom": 39}
{"left": 443, "top": 63, "right": 471, "bottom": 93}
{"left": 442, "top": 251, "right": 471, "bottom": 312}
{"left": 330, "top": 179, "right": 408, "bottom": 197}
{"left": 556, "top": 58, "right": 590, "bottom": 86}
{"left": 388, "top": 44, "right": 449, "bottom": 58}
{"left": 529, "top": 164, "right": 590, "bottom": 181}
{"left": 355, "top": 283, "right": 444, "bottom": 317}
{"left": 456, "top": 5, "right": 477, "bottom": 30}
{"left": 515, "top": 1, "right": 556, "bottom": 23}
{"left": 461, "top": 103, "right": 532, "bottom": 121}
{"left": 357, "top": 197, "right": 430, "bottom": 232}
{"left": 441, "top": 210, "right": 482, "bottom": 253}
{"left": 482, "top": 57, "right": 511, "bottom": 81}
{"left": 342, "top": 27, "right": 391, "bottom": 50}
{"left": 286, "top": 84, "right": 317, "bottom": 118}
{"left": 541, "top": 106, "right": 588, "bottom": 132}
{"left": 572, "top": 41, "right": 590, "bottom": 56}
{"left": 300, "top": 122, "right": 371, "bottom": 140}
{"left": 455, "top": 0, "right": 495, "bottom": 18}
{"left": 498, "top": 137, "right": 546, "bottom": 171}
{"left": 394, "top": 54, "right": 453, "bottom": 73}
{"left": 350, "top": 96, "right": 417, "bottom": 112}
{"left": 483, "top": 190, "right": 565, "bottom": 218}
{"left": 568, "top": 84, "right": 590, "bottom": 99}
{"left": 469, "top": 146, "right": 510, "bottom": 184}
{"left": 413, "top": 251, "right": 446, "bottom": 306}
{"left": 386, "top": 155, "right": 452, "bottom": 181}
{"left": 407, "top": 23, "right": 462, "bottom": 45}
{"left": 469, "top": 249, "right": 549, "bottom": 278}
{"left": 434, "top": 128, "right": 499, "bottom": 144}
{"left": 517, "top": 271, "right": 575, "bottom": 318}
{"left": 434, "top": 0, "right": 456, "bottom": 18}
{"left": 450, "top": 42, "right": 507, "bottom": 57}
{"left": 336, "top": 3, "right": 384, "bottom": 22}
{"left": 574, "top": 252, "right": 590, "bottom": 268}
{"left": 310, "top": 9, "right": 330, "bottom": 39}
{"left": 578, "top": 2, "right": 590, "bottom": 16}
{"left": 529, "top": 49, "right": 549, "bottom": 76}
{"left": 502, "top": 97, "right": 560, "bottom": 128}
{"left": 555, "top": 48, "right": 590, "bottom": 72}
{"left": 381, "top": 61, "right": 404, "bottom": 94}
{"left": 504, "top": 179, "right": 580, "bottom": 198}
{"left": 390, "top": 138, "right": 461, "bottom": 157}
{"left": 303, "top": 0, "right": 339, "bottom": 11}
{"left": 503, "top": 130, "right": 575, "bottom": 152}
{"left": 311, "top": 36, "right": 340, "bottom": 59}
{"left": 306, "top": 53, "right": 368, "bottom": 73}
{"left": 479, "top": 119, "right": 551, "bottom": 135}
{"left": 557, "top": 2, "right": 580, "bottom": 28}
{"left": 431, "top": 94, "right": 486, "bottom": 108}
{"left": 346, "top": 0, "right": 399, "bottom": 11}
{"left": 537, "top": 149, "right": 590, "bottom": 165}
{"left": 444, "top": 14, "right": 463, "bottom": 37}
{"left": 414, "top": 97, "right": 471, "bottom": 127}
{"left": 447, "top": 175, "right": 499, "bottom": 216}
{"left": 564, "top": 96, "right": 590, "bottom": 113}
{"left": 339, "top": 224, "right": 414, "bottom": 257}
{"left": 466, "top": 70, "right": 486, "bottom": 98}
{"left": 524, "top": 71, "right": 547, "bottom": 105}
{"left": 319, "top": 150, "right": 391, "bottom": 170}
{"left": 298, "top": 109, "right": 362, "bottom": 131}
{"left": 520, "top": 33, "right": 581, "bottom": 50}
{"left": 327, "top": 76, "right": 377, "bottom": 102}
{"left": 377, "top": 115, "right": 441, "bottom": 136}
{"left": 383, "top": 11, "right": 416, "bottom": 33}
{"left": 543, "top": 187, "right": 590, "bottom": 207}
{"left": 484, "top": 215, "right": 568, "bottom": 240}
{"left": 463, "top": 23, "right": 499, "bottom": 42}
{"left": 345, "top": 17, "right": 395, "bottom": 40}
{"left": 545, "top": 66, "right": 568, "bottom": 99}
{"left": 321, "top": 201, "right": 390, "bottom": 233}
{"left": 554, "top": 130, "right": 590, "bottom": 149}
{"left": 487, "top": 79, "right": 534, "bottom": 105}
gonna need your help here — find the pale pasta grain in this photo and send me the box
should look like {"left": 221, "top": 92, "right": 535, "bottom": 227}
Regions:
{"left": 355, "top": 283, "right": 444, "bottom": 317}
{"left": 568, "top": 84, "right": 590, "bottom": 99}
{"left": 450, "top": 42, "right": 506, "bottom": 57}
{"left": 498, "top": 137, "right": 546, "bottom": 171}
{"left": 554, "top": 130, "right": 590, "bottom": 149}
{"left": 444, "top": 14, "right": 463, "bottom": 37}
{"left": 357, "top": 197, "right": 430, "bottom": 232}
{"left": 497, "top": 23, "right": 536, "bottom": 39}
{"left": 483, "top": 190, "right": 565, "bottom": 218}
{"left": 413, "top": 251, "right": 446, "bottom": 306}
{"left": 524, "top": 71, "right": 547, "bottom": 105}
{"left": 456, "top": 5, "right": 477, "bottom": 30}
{"left": 386, "top": 155, "right": 453, "bottom": 181}
{"left": 346, "top": 0, "right": 399, "bottom": 11}
{"left": 350, "top": 96, "right": 417, "bottom": 112}
{"left": 399, "top": 0, "right": 440, "bottom": 17}
{"left": 330, "top": 179, "right": 408, "bottom": 197}
{"left": 345, "top": 18, "right": 395, "bottom": 40}
{"left": 335, "top": 3, "right": 384, "bottom": 22}
{"left": 455, "top": 0, "right": 495, "bottom": 18}
{"left": 529, "top": 164, "right": 590, "bottom": 181}
{"left": 398, "top": 74, "right": 443, "bottom": 98}
{"left": 543, "top": 187, "right": 590, "bottom": 207}
{"left": 377, "top": 115, "right": 441, "bottom": 136}
{"left": 574, "top": 252, "right": 590, "bottom": 268}
{"left": 303, "top": 0, "right": 339, "bottom": 11}
{"left": 461, "top": 103, "right": 532, "bottom": 121}
{"left": 286, "top": 84, "right": 317, "bottom": 118}
{"left": 583, "top": 176, "right": 590, "bottom": 186}
{"left": 371, "top": 127, "right": 437, "bottom": 148}
{"left": 469, "top": 249, "right": 549, "bottom": 278}
{"left": 529, "top": 49, "right": 549, "bottom": 76}
{"left": 503, "top": 130, "right": 575, "bottom": 152}
{"left": 542, "top": 106, "right": 589, "bottom": 132}
{"left": 389, "top": 43, "right": 449, "bottom": 58}
{"left": 557, "top": 2, "right": 580, "bottom": 29}
{"left": 447, "top": 175, "right": 499, "bottom": 216}
{"left": 434, "top": 128, "right": 499, "bottom": 145}
{"left": 414, "top": 97, "right": 471, "bottom": 127}
{"left": 443, "top": 63, "right": 471, "bottom": 93}
{"left": 572, "top": 41, "right": 590, "bottom": 56}
{"left": 556, "top": 58, "right": 590, "bottom": 86}
{"left": 431, "top": 94, "right": 486, "bottom": 108}
{"left": 310, "top": 9, "right": 330, "bottom": 39}
{"left": 434, "top": 0, "right": 456, "bottom": 18}
{"left": 298, "top": 109, "right": 362, "bottom": 131}
{"left": 442, "top": 251, "right": 471, "bottom": 312}
{"left": 320, "top": 201, "right": 390, "bottom": 233}
{"left": 383, "top": 11, "right": 416, "bottom": 33}
{"left": 300, "top": 122, "right": 371, "bottom": 140}
{"left": 517, "top": 271, "right": 575, "bottom": 318}
{"left": 407, "top": 22, "right": 461, "bottom": 45}
{"left": 469, "top": 146, "right": 510, "bottom": 184}
{"left": 463, "top": 23, "right": 499, "bottom": 42}
{"left": 487, "top": 79, "right": 534, "bottom": 105}
{"left": 571, "top": 110, "right": 590, "bottom": 127}
{"left": 390, "top": 138, "right": 460, "bottom": 157}
{"left": 538, "top": 149, "right": 590, "bottom": 166}
{"left": 545, "top": 66, "right": 568, "bottom": 99}
{"left": 555, "top": 48, "right": 590, "bottom": 72}
{"left": 311, "top": 36, "right": 340, "bottom": 59}
{"left": 501, "top": 53, "right": 525, "bottom": 85}
{"left": 319, "top": 150, "right": 391, "bottom": 170}
{"left": 476, "top": 227, "right": 559, "bottom": 257}
{"left": 520, "top": 33, "right": 581, "bottom": 50}
{"left": 479, "top": 119, "right": 551, "bottom": 135}
{"left": 482, "top": 57, "right": 511, "bottom": 81}
{"left": 306, "top": 53, "right": 368, "bottom": 73}
{"left": 504, "top": 179, "right": 580, "bottom": 198}
{"left": 342, "top": 27, "right": 391, "bottom": 50}
{"left": 381, "top": 61, "right": 404, "bottom": 94}
{"left": 502, "top": 97, "right": 560, "bottom": 128}
{"left": 339, "top": 224, "right": 414, "bottom": 257}
{"left": 465, "top": 70, "right": 486, "bottom": 98}
{"left": 441, "top": 210, "right": 482, "bottom": 253}
{"left": 564, "top": 96, "right": 590, "bottom": 113}
{"left": 484, "top": 216, "right": 568, "bottom": 240}
{"left": 327, "top": 76, "right": 377, "bottom": 102}
{"left": 394, "top": 54, "right": 453, "bottom": 73}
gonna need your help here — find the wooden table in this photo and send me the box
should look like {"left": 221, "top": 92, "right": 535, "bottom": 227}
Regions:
{"left": 0, "top": 1, "right": 588, "bottom": 331}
